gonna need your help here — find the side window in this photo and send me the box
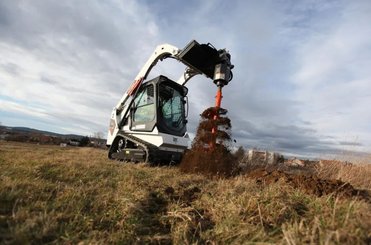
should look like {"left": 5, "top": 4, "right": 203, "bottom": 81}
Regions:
{"left": 159, "top": 85, "right": 184, "bottom": 129}
{"left": 133, "top": 85, "right": 155, "bottom": 122}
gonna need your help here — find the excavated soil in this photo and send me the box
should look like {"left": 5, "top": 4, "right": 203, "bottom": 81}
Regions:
{"left": 245, "top": 168, "right": 370, "bottom": 200}
{"left": 180, "top": 107, "right": 369, "bottom": 201}
{"left": 180, "top": 107, "right": 237, "bottom": 177}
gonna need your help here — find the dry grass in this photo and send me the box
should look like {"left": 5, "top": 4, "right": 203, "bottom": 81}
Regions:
{"left": 0, "top": 142, "right": 370, "bottom": 244}
{"left": 315, "top": 160, "right": 371, "bottom": 189}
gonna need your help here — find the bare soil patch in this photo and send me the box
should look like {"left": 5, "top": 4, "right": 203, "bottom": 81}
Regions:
{"left": 245, "top": 168, "right": 370, "bottom": 201}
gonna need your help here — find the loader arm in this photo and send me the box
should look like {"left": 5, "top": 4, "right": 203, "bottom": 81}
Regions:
{"left": 115, "top": 44, "right": 179, "bottom": 113}
{"left": 115, "top": 40, "right": 232, "bottom": 114}
{"left": 107, "top": 43, "right": 189, "bottom": 145}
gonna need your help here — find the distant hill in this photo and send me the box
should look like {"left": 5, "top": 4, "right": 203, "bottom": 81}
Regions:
{"left": 0, "top": 125, "right": 106, "bottom": 147}
{"left": 0, "top": 126, "right": 85, "bottom": 139}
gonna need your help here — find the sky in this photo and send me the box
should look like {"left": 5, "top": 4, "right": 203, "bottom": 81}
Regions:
{"left": 0, "top": 0, "right": 370, "bottom": 158}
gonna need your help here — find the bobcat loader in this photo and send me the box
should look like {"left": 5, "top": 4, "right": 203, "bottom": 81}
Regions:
{"left": 106, "top": 40, "right": 234, "bottom": 163}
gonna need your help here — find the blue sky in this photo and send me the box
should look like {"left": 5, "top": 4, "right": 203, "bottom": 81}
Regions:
{"left": 0, "top": 0, "right": 370, "bottom": 157}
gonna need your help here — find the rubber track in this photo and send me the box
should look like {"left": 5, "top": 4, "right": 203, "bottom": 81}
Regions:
{"left": 114, "top": 132, "right": 157, "bottom": 163}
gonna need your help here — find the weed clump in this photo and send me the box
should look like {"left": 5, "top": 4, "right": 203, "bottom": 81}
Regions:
{"left": 180, "top": 107, "right": 237, "bottom": 177}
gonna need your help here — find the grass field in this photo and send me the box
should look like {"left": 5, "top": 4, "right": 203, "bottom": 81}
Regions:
{"left": 0, "top": 142, "right": 370, "bottom": 244}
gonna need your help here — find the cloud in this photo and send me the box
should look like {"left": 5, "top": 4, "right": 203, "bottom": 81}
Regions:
{"left": 0, "top": 0, "right": 160, "bottom": 135}
{"left": 0, "top": 62, "right": 22, "bottom": 76}
{"left": 0, "top": 100, "right": 49, "bottom": 119}
{"left": 291, "top": 0, "right": 371, "bottom": 152}
{"left": 0, "top": 0, "right": 370, "bottom": 156}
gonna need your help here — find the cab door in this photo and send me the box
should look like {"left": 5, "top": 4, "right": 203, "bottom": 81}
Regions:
{"left": 130, "top": 84, "right": 157, "bottom": 131}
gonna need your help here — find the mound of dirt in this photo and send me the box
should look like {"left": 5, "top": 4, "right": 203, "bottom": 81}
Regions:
{"left": 180, "top": 107, "right": 237, "bottom": 177}
{"left": 245, "top": 168, "right": 369, "bottom": 200}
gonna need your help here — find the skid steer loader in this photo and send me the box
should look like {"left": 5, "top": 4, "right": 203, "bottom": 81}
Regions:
{"left": 106, "top": 40, "right": 234, "bottom": 163}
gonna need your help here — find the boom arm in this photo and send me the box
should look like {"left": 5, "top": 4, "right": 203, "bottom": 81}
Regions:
{"left": 115, "top": 43, "right": 180, "bottom": 112}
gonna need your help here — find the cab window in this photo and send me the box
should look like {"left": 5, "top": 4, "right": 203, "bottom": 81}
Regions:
{"left": 159, "top": 85, "right": 185, "bottom": 129}
{"left": 133, "top": 85, "right": 155, "bottom": 122}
